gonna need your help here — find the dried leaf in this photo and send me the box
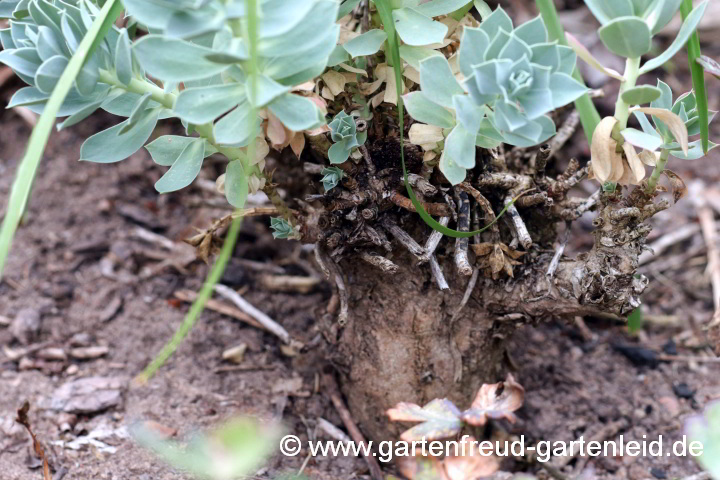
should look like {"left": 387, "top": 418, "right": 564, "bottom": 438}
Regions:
{"left": 622, "top": 142, "right": 646, "bottom": 183}
{"left": 633, "top": 107, "right": 689, "bottom": 155}
{"left": 16, "top": 402, "right": 52, "bottom": 480}
{"left": 409, "top": 124, "right": 445, "bottom": 145}
{"left": 442, "top": 436, "right": 501, "bottom": 480}
{"left": 488, "top": 244, "right": 505, "bottom": 276}
{"left": 266, "top": 112, "right": 287, "bottom": 147}
{"left": 397, "top": 456, "right": 444, "bottom": 480}
{"left": 322, "top": 70, "right": 347, "bottom": 97}
{"left": 566, "top": 32, "right": 625, "bottom": 81}
{"left": 387, "top": 398, "right": 463, "bottom": 442}
{"left": 462, "top": 374, "right": 525, "bottom": 426}
{"left": 662, "top": 169, "right": 688, "bottom": 203}
{"left": 337, "top": 63, "right": 368, "bottom": 76}
{"left": 639, "top": 149, "right": 658, "bottom": 166}
{"left": 471, "top": 243, "right": 494, "bottom": 256}
{"left": 697, "top": 55, "right": 720, "bottom": 80}
{"left": 289, "top": 133, "right": 305, "bottom": 159}
{"left": 590, "top": 116, "right": 620, "bottom": 183}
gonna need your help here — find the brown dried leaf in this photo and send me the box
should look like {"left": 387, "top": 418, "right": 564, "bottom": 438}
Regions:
{"left": 639, "top": 149, "right": 658, "bottom": 166}
{"left": 662, "top": 169, "right": 688, "bottom": 203}
{"left": 590, "top": 116, "right": 619, "bottom": 182}
{"left": 462, "top": 374, "right": 525, "bottom": 426}
{"left": 622, "top": 142, "right": 645, "bottom": 183}
{"left": 470, "top": 243, "right": 493, "bottom": 256}
{"left": 289, "top": 133, "right": 305, "bottom": 159}
{"left": 488, "top": 244, "right": 505, "bottom": 276}
{"left": 16, "top": 402, "right": 52, "bottom": 480}
{"left": 387, "top": 399, "right": 463, "bottom": 442}
{"left": 634, "top": 107, "right": 689, "bottom": 155}
{"left": 442, "top": 436, "right": 501, "bottom": 480}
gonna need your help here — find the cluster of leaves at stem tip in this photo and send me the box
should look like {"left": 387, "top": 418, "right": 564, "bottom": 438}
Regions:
{"left": 0, "top": 0, "right": 338, "bottom": 211}
{"left": 564, "top": 0, "right": 716, "bottom": 189}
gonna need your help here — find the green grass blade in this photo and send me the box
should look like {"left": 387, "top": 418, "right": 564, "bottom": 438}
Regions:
{"left": 375, "top": 0, "right": 525, "bottom": 238}
{"left": 0, "top": 0, "right": 124, "bottom": 279}
{"left": 680, "top": 0, "right": 710, "bottom": 153}
{"left": 536, "top": 0, "right": 601, "bottom": 143}
{"left": 136, "top": 217, "right": 243, "bottom": 383}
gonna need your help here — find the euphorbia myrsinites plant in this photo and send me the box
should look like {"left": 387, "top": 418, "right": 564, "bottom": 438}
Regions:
{"left": 1, "top": 0, "right": 717, "bottom": 443}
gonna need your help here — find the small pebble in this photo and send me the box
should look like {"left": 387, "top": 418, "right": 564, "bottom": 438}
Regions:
{"left": 673, "top": 382, "right": 695, "bottom": 399}
{"left": 650, "top": 467, "right": 667, "bottom": 479}
{"left": 222, "top": 344, "right": 247, "bottom": 364}
{"left": 10, "top": 308, "right": 41, "bottom": 345}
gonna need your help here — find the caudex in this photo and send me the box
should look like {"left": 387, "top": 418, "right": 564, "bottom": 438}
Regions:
{"left": 0, "top": 0, "right": 717, "bottom": 445}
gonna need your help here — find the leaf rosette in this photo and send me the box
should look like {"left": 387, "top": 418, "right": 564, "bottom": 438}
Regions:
{"left": 328, "top": 111, "right": 367, "bottom": 164}
{"left": 404, "top": 7, "right": 587, "bottom": 185}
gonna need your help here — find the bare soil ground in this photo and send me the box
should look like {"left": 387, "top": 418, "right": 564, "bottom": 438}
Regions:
{"left": 2, "top": 5, "right": 720, "bottom": 480}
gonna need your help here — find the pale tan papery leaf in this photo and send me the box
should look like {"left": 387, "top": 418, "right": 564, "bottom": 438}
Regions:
{"left": 371, "top": 91, "right": 384, "bottom": 108}
{"left": 215, "top": 173, "right": 225, "bottom": 194}
{"left": 266, "top": 112, "right": 287, "bottom": 147}
{"left": 404, "top": 66, "right": 421, "bottom": 84}
{"left": 321, "top": 86, "right": 334, "bottom": 101}
{"left": 292, "top": 81, "right": 316, "bottom": 92}
{"left": 639, "top": 149, "right": 658, "bottom": 166}
{"left": 633, "top": 107, "right": 689, "bottom": 155}
{"left": 423, "top": 151, "right": 437, "bottom": 163}
{"left": 609, "top": 145, "right": 624, "bottom": 182}
{"left": 384, "top": 65, "right": 398, "bottom": 105}
{"left": 322, "top": 70, "right": 346, "bottom": 96}
{"left": 337, "top": 63, "right": 368, "bottom": 76}
{"left": 590, "top": 116, "right": 619, "bottom": 182}
{"left": 338, "top": 26, "right": 360, "bottom": 44}
{"left": 419, "top": 142, "right": 439, "bottom": 151}
{"left": 442, "top": 437, "right": 501, "bottom": 480}
{"left": 251, "top": 136, "right": 269, "bottom": 166}
{"left": 409, "top": 124, "right": 444, "bottom": 145}
{"left": 468, "top": 374, "right": 524, "bottom": 415}
{"left": 289, "top": 133, "right": 305, "bottom": 159}
{"left": 566, "top": 32, "right": 625, "bottom": 81}
{"left": 622, "top": 142, "right": 646, "bottom": 183}
{"left": 616, "top": 159, "right": 637, "bottom": 186}
{"left": 341, "top": 71, "right": 360, "bottom": 84}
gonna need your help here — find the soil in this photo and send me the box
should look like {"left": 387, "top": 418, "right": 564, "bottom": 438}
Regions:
{"left": 3, "top": 6, "right": 720, "bottom": 480}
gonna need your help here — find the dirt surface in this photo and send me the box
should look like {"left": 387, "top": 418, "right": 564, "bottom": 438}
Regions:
{"left": 3, "top": 3, "right": 720, "bottom": 480}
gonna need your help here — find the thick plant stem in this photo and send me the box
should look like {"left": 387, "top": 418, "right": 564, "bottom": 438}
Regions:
{"left": 646, "top": 149, "right": 670, "bottom": 193}
{"left": 614, "top": 57, "right": 641, "bottom": 130}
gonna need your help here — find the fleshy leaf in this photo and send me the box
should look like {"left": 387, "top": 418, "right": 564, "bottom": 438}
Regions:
{"left": 343, "top": 29, "right": 387, "bottom": 57}
{"left": 566, "top": 32, "right": 625, "bottom": 81}
{"left": 392, "top": 7, "right": 448, "bottom": 46}
{"left": 620, "top": 127, "right": 664, "bottom": 151}
{"left": 80, "top": 110, "right": 159, "bottom": 163}
{"left": 175, "top": 83, "right": 246, "bottom": 124}
{"left": 133, "top": 35, "right": 228, "bottom": 82}
{"left": 444, "top": 124, "right": 476, "bottom": 169}
{"left": 404, "top": 91, "right": 456, "bottom": 128}
{"left": 621, "top": 85, "right": 663, "bottom": 105}
{"left": 419, "top": 55, "right": 464, "bottom": 109}
{"left": 634, "top": 107, "right": 689, "bottom": 154}
{"left": 154, "top": 138, "right": 205, "bottom": 193}
{"left": 224, "top": 159, "right": 249, "bottom": 208}
{"left": 597, "top": 16, "right": 651, "bottom": 58}
{"left": 268, "top": 93, "right": 324, "bottom": 132}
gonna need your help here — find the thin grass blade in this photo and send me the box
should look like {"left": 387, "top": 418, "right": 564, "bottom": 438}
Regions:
{"left": 680, "top": 0, "right": 709, "bottom": 153}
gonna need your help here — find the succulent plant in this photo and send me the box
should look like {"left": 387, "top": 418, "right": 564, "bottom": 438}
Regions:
{"left": 630, "top": 80, "right": 718, "bottom": 160}
{"left": 404, "top": 7, "right": 587, "bottom": 185}
{"left": 269, "top": 217, "right": 295, "bottom": 239}
{"left": 320, "top": 166, "right": 345, "bottom": 191}
{"left": 328, "top": 110, "right": 367, "bottom": 164}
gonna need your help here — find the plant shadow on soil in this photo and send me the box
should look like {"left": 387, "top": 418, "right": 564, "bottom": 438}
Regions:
{"left": 1, "top": 91, "right": 720, "bottom": 480}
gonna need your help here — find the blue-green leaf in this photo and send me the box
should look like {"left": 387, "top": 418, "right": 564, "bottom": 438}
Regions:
{"left": 154, "top": 138, "right": 205, "bottom": 193}
{"left": 414, "top": 0, "right": 470, "bottom": 17}
{"left": 639, "top": 0, "right": 707, "bottom": 74}
{"left": 225, "top": 159, "right": 249, "bottom": 208}
{"left": 393, "top": 7, "right": 447, "bottom": 46}
{"left": 174, "top": 83, "right": 246, "bottom": 124}
{"left": 444, "top": 124, "right": 476, "bottom": 169}
{"left": 621, "top": 85, "right": 663, "bottom": 104}
{"left": 80, "top": 109, "right": 159, "bottom": 163}
{"left": 620, "top": 127, "right": 664, "bottom": 150}
{"left": 670, "top": 139, "right": 718, "bottom": 160}
{"left": 457, "top": 27, "right": 489, "bottom": 77}
{"left": 115, "top": 28, "right": 132, "bottom": 85}
{"left": 343, "top": 29, "right": 388, "bottom": 57}
{"left": 419, "top": 55, "right": 464, "bottom": 109}
{"left": 514, "top": 15, "right": 548, "bottom": 45}
{"left": 134, "top": 35, "right": 228, "bottom": 82}
{"left": 268, "top": 93, "right": 324, "bottom": 132}
{"left": 35, "top": 55, "right": 68, "bottom": 94}
{"left": 404, "top": 91, "right": 456, "bottom": 128}
{"left": 598, "top": 16, "right": 651, "bottom": 58}
{"left": 214, "top": 102, "right": 258, "bottom": 147}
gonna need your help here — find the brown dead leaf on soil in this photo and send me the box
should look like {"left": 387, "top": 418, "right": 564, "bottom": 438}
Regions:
{"left": 461, "top": 374, "right": 525, "bottom": 426}
{"left": 471, "top": 243, "right": 525, "bottom": 279}
{"left": 16, "top": 402, "right": 52, "bottom": 480}
{"left": 387, "top": 398, "right": 463, "bottom": 442}
{"left": 662, "top": 170, "right": 688, "bottom": 204}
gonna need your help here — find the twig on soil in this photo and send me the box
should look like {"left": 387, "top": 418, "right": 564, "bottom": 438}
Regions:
{"left": 316, "top": 417, "right": 351, "bottom": 443}
{"left": 419, "top": 216, "right": 449, "bottom": 264}
{"left": 504, "top": 195, "right": 532, "bottom": 249}
{"left": 214, "top": 284, "right": 291, "bottom": 344}
{"left": 548, "top": 110, "right": 580, "bottom": 159}
{"left": 547, "top": 221, "right": 571, "bottom": 278}
{"left": 381, "top": 219, "right": 425, "bottom": 259}
{"left": 457, "top": 182, "right": 500, "bottom": 240}
{"left": 454, "top": 191, "right": 473, "bottom": 276}
{"left": 231, "top": 206, "right": 295, "bottom": 218}
{"left": 388, "top": 191, "right": 452, "bottom": 217}
{"left": 451, "top": 269, "right": 479, "bottom": 321}
{"left": 260, "top": 275, "right": 320, "bottom": 293}
{"left": 429, "top": 256, "right": 449, "bottom": 290}
{"left": 314, "top": 246, "right": 349, "bottom": 325}
{"left": 174, "top": 290, "right": 264, "bottom": 330}
{"left": 359, "top": 251, "right": 399, "bottom": 273}
{"left": 323, "top": 375, "right": 384, "bottom": 480}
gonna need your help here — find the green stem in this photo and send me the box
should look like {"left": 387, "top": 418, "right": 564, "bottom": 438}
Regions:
{"left": 536, "top": 0, "right": 601, "bottom": 143}
{"left": 646, "top": 149, "right": 669, "bottom": 193}
{"left": 136, "top": 216, "right": 243, "bottom": 383}
{"left": 614, "top": 57, "right": 641, "bottom": 130}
